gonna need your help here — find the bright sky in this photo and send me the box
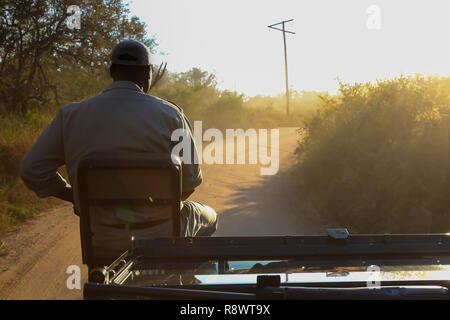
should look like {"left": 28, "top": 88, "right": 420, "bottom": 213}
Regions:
{"left": 127, "top": 0, "right": 450, "bottom": 96}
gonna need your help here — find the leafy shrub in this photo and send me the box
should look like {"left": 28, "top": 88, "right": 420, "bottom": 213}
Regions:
{"left": 296, "top": 75, "right": 450, "bottom": 233}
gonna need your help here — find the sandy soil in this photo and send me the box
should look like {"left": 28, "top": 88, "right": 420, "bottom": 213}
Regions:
{"left": 0, "top": 127, "right": 326, "bottom": 299}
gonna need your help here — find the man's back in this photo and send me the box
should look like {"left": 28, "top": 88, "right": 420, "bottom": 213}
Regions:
{"left": 63, "top": 81, "right": 180, "bottom": 167}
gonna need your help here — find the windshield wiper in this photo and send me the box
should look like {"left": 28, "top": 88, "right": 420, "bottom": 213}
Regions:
{"left": 258, "top": 285, "right": 449, "bottom": 300}
{"left": 84, "top": 283, "right": 256, "bottom": 300}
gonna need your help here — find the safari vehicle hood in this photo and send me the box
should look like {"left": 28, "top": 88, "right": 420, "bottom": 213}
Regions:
{"left": 83, "top": 229, "right": 450, "bottom": 299}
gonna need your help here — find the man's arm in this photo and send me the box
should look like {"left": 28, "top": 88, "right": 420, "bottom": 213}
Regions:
{"left": 171, "top": 107, "right": 203, "bottom": 200}
{"left": 54, "top": 186, "right": 74, "bottom": 203}
{"left": 20, "top": 109, "right": 74, "bottom": 203}
{"left": 181, "top": 189, "right": 195, "bottom": 201}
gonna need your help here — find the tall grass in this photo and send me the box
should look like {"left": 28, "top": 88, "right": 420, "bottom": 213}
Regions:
{"left": 296, "top": 75, "right": 450, "bottom": 233}
{"left": 0, "top": 111, "right": 61, "bottom": 232}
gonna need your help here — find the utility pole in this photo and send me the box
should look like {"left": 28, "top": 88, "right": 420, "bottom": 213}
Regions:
{"left": 268, "top": 19, "right": 295, "bottom": 115}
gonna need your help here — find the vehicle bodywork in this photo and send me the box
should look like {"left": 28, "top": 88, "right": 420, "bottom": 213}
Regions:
{"left": 83, "top": 230, "right": 450, "bottom": 299}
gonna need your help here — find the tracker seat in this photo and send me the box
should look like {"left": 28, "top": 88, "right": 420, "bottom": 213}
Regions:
{"left": 76, "top": 153, "right": 182, "bottom": 275}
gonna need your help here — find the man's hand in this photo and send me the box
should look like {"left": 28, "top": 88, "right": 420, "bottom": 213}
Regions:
{"left": 54, "top": 186, "right": 74, "bottom": 203}
{"left": 182, "top": 189, "right": 195, "bottom": 201}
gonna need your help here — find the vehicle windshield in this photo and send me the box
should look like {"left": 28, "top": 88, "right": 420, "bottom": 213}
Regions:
{"left": 109, "top": 234, "right": 450, "bottom": 287}
{"left": 117, "top": 260, "right": 450, "bottom": 287}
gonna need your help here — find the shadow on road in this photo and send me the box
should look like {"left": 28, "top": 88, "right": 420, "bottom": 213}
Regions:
{"left": 215, "top": 166, "right": 328, "bottom": 236}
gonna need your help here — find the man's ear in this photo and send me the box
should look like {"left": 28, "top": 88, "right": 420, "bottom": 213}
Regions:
{"left": 109, "top": 65, "right": 115, "bottom": 80}
{"left": 142, "top": 65, "right": 152, "bottom": 93}
{"left": 148, "top": 65, "right": 153, "bottom": 87}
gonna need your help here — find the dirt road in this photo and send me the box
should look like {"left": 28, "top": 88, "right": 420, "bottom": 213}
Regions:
{"left": 0, "top": 127, "right": 325, "bottom": 299}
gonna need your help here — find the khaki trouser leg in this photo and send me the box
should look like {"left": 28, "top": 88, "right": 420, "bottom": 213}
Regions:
{"left": 180, "top": 201, "right": 218, "bottom": 237}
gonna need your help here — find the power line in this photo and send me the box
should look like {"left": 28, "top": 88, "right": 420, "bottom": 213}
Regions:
{"left": 268, "top": 19, "right": 295, "bottom": 115}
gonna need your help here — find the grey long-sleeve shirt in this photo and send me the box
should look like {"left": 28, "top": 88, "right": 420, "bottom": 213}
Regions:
{"left": 20, "top": 81, "right": 202, "bottom": 211}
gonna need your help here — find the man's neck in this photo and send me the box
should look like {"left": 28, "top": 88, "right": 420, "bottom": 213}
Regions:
{"left": 114, "top": 79, "right": 143, "bottom": 90}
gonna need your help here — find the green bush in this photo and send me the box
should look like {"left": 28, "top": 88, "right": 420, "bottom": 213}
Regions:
{"left": 296, "top": 75, "right": 450, "bottom": 233}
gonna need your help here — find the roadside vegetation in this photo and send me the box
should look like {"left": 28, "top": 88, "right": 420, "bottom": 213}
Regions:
{"left": 0, "top": 112, "right": 58, "bottom": 232}
{"left": 296, "top": 75, "right": 450, "bottom": 234}
{"left": 151, "top": 68, "right": 321, "bottom": 129}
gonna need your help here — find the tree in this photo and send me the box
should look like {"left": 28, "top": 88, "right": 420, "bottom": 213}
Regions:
{"left": 0, "top": 0, "right": 157, "bottom": 114}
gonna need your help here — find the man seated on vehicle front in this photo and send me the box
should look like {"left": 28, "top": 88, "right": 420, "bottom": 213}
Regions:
{"left": 19, "top": 40, "right": 218, "bottom": 259}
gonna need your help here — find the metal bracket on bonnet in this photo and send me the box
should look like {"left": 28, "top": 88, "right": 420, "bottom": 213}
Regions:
{"left": 326, "top": 228, "right": 350, "bottom": 240}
